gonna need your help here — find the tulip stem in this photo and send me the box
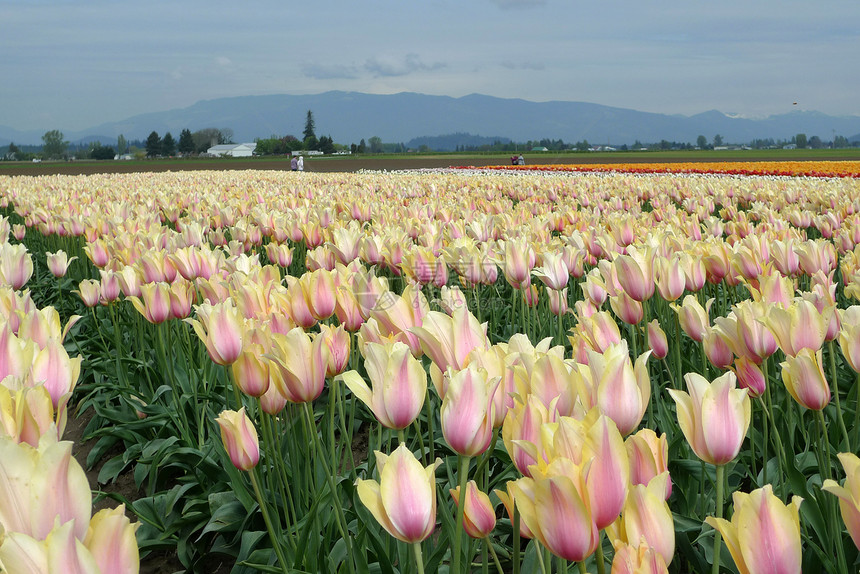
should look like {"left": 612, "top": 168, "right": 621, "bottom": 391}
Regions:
{"left": 711, "top": 465, "right": 725, "bottom": 574}
{"left": 302, "top": 402, "right": 355, "bottom": 574}
{"left": 248, "top": 467, "right": 291, "bottom": 574}
{"left": 855, "top": 372, "right": 860, "bottom": 448}
{"left": 485, "top": 538, "right": 504, "bottom": 574}
{"left": 557, "top": 302, "right": 565, "bottom": 347}
{"left": 577, "top": 561, "right": 587, "bottom": 574}
{"left": 412, "top": 542, "right": 426, "bottom": 574}
{"left": 535, "top": 543, "right": 547, "bottom": 574}
{"left": 826, "top": 340, "right": 851, "bottom": 451}
{"left": 513, "top": 504, "right": 521, "bottom": 574}
{"left": 595, "top": 533, "right": 606, "bottom": 574}
{"left": 452, "top": 454, "right": 471, "bottom": 574}
{"left": 815, "top": 409, "right": 849, "bottom": 574}
{"left": 673, "top": 312, "right": 683, "bottom": 391}
{"left": 660, "top": 356, "right": 676, "bottom": 390}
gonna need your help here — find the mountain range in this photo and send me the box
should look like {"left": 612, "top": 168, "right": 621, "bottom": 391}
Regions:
{"left": 2, "top": 91, "right": 860, "bottom": 148}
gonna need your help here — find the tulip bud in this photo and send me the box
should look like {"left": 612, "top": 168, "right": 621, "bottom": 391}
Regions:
{"left": 646, "top": 320, "right": 668, "bottom": 360}
{"left": 216, "top": 408, "right": 260, "bottom": 471}
{"left": 449, "top": 481, "right": 496, "bottom": 539}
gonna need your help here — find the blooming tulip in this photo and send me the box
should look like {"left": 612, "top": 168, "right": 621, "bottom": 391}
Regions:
{"left": 215, "top": 408, "right": 260, "bottom": 471}
{"left": 533, "top": 250, "right": 569, "bottom": 291}
{"left": 268, "top": 327, "right": 330, "bottom": 403}
{"left": 626, "top": 429, "right": 671, "bottom": 499}
{"left": 76, "top": 279, "right": 101, "bottom": 308}
{"left": 822, "top": 452, "right": 860, "bottom": 551}
{"left": 31, "top": 339, "right": 83, "bottom": 408}
{"left": 0, "top": 521, "right": 101, "bottom": 574}
{"left": 608, "top": 472, "right": 674, "bottom": 565}
{"left": 702, "top": 327, "right": 734, "bottom": 370}
{"left": 0, "top": 242, "right": 34, "bottom": 290}
{"left": 128, "top": 282, "right": 172, "bottom": 324}
{"left": 575, "top": 310, "right": 622, "bottom": 354}
{"left": 837, "top": 306, "right": 860, "bottom": 373}
{"left": 541, "top": 411, "right": 630, "bottom": 530}
{"left": 186, "top": 299, "right": 244, "bottom": 366}
{"left": 356, "top": 443, "right": 441, "bottom": 543}
{"left": 611, "top": 540, "right": 669, "bottom": 574}
{"left": 731, "top": 356, "right": 766, "bottom": 398}
{"left": 319, "top": 323, "right": 351, "bottom": 377}
{"left": 668, "top": 372, "right": 750, "bottom": 465}
{"left": 410, "top": 307, "right": 490, "bottom": 397}
{"left": 671, "top": 295, "right": 711, "bottom": 343}
{"left": 613, "top": 252, "right": 653, "bottom": 302}
{"left": 84, "top": 504, "right": 141, "bottom": 574}
{"left": 231, "top": 343, "right": 270, "bottom": 397}
{"left": 577, "top": 341, "right": 651, "bottom": 436}
{"left": 29, "top": 437, "right": 93, "bottom": 541}
{"left": 763, "top": 298, "right": 831, "bottom": 357}
{"left": 512, "top": 458, "right": 599, "bottom": 562}
{"left": 340, "top": 340, "right": 426, "bottom": 430}
{"left": 440, "top": 365, "right": 499, "bottom": 457}
{"left": 705, "top": 485, "right": 803, "bottom": 574}
{"left": 46, "top": 250, "right": 76, "bottom": 278}
{"left": 780, "top": 348, "right": 831, "bottom": 410}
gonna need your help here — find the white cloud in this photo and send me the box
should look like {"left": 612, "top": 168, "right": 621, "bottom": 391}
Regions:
{"left": 364, "top": 54, "right": 446, "bottom": 78}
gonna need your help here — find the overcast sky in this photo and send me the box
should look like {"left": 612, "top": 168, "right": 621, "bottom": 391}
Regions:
{"left": 2, "top": 0, "right": 859, "bottom": 132}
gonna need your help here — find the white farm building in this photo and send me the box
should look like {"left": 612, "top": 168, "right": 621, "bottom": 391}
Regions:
{"left": 207, "top": 143, "right": 257, "bottom": 157}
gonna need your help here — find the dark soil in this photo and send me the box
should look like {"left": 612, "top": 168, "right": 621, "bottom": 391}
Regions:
{"left": 0, "top": 153, "right": 836, "bottom": 178}
{"left": 65, "top": 406, "right": 230, "bottom": 574}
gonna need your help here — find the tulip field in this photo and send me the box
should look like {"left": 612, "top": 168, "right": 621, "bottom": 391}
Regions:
{"left": 1, "top": 161, "right": 860, "bottom": 574}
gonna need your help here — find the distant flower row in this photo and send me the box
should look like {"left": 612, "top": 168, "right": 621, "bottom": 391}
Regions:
{"left": 465, "top": 161, "right": 860, "bottom": 178}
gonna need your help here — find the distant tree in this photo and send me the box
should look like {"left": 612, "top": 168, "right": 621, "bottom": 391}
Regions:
{"left": 318, "top": 135, "right": 335, "bottom": 155}
{"left": 117, "top": 134, "right": 127, "bottom": 155}
{"left": 697, "top": 135, "right": 708, "bottom": 149}
{"left": 834, "top": 135, "right": 849, "bottom": 148}
{"left": 795, "top": 133, "right": 807, "bottom": 149}
{"left": 219, "top": 128, "right": 234, "bottom": 144}
{"left": 350, "top": 143, "right": 358, "bottom": 154}
{"left": 808, "top": 135, "right": 823, "bottom": 149}
{"left": 712, "top": 134, "right": 723, "bottom": 147}
{"left": 357, "top": 139, "right": 367, "bottom": 154}
{"left": 575, "top": 140, "right": 590, "bottom": 151}
{"left": 145, "top": 131, "right": 162, "bottom": 157}
{"left": 303, "top": 110, "right": 316, "bottom": 142}
{"left": 41, "top": 130, "right": 68, "bottom": 159}
{"left": 90, "top": 143, "right": 115, "bottom": 160}
{"left": 178, "top": 129, "right": 195, "bottom": 155}
{"left": 192, "top": 128, "right": 222, "bottom": 153}
{"left": 368, "top": 136, "right": 383, "bottom": 154}
{"left": 5, "top": 142, "right": 19, "bottom": 159}
{"left": 161, "top": 132, "right": 176, "bottom": 156}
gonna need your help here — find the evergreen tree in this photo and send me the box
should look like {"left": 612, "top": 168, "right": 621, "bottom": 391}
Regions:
{"left": 145, "top": 131, "right": 162, "bottom": 157}
{"left": 178, "top": 129, "right": 195, "bottom": 155}
{"left": 303, "top": 110, "right": 316, "bottom": 141}
{"left": 318, "top": 135, "right": 335, "bottom": 155}
{"left": 161, "top": 132, "right": 176, "bottom": 156}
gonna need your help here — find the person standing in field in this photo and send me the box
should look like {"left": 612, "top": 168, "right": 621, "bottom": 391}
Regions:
{"left": 290, "top": 155, "right": 298, "bottom": 171}
{"left": 518, "top": 154, "right": 525, "bottom": 165}
{"left": 297, "top": 155, "right": 304, "bottom": 171}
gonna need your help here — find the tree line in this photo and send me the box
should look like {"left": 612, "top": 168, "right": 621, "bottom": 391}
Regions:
{"left": 4, "top": 111, "right": 859, "bottom": 161}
